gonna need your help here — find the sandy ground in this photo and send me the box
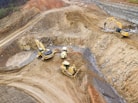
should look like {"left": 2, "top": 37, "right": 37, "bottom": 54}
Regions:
{"left": 0, "top": 49, "right": 90, "bottom": 103}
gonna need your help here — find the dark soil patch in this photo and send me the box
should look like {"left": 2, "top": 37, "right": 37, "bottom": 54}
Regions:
{"left": 0, "top": 41, "right": 21, "bottom": 67}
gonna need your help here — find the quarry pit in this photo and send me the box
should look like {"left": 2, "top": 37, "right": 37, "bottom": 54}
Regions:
{"left": 0, "top": 1, "right": 138, "bottom": 103}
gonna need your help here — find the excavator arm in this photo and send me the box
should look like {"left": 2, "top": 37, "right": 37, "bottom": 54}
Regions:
{"left": 116, "top": 21, "right": 122, "bottom": 29}
{"left": 106, "top": 17, "right": 122, "bottom": 29}
{"left": 35, "top": 39, "right": 46, "bottom": 51}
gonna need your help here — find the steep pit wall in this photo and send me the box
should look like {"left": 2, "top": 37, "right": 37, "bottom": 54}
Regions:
{"left": 0, "top": 8, "right": 39, "bottom": 40}
{"left": 94, "top": 0, "right": 138, "bottom": 24}
{"left": 88, "top": 33, "right": 138, "bottom": 103}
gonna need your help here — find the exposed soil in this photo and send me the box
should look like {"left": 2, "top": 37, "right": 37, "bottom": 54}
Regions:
{"left": 24, "top": 0, "right": 66, "bottom": 10}
{"left": 0, "top": 85, "right": 37, "bottom": 103}
{"left": 0, "top": 8, "right": 39, "bottom": 40}
{"left": 0, "top": 0, "right": 138, "bottom": 103}
{"left": 0, "top": 49, "right": 90, "bottom": 103}
{"left": 0, "top": 41, "right": 21, "bottom": 67}
{"left": 0, "top": 46, "right": 125, "bottom": 103}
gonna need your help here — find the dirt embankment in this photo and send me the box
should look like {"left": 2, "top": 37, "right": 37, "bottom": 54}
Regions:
{"left": 0, "top": 8, "right": 39, "bottom": 40}
{"left": 24, "top": 0, "right": 65, "bottom": 11}
{"left": 93, "top": 0, "right": 138, "bottom": 24}
{"left": 0, "top": 0, "right": 66, "bottom": 40}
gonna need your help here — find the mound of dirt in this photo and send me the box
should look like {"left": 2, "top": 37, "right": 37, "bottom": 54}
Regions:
{"left": 18, "top": 35, "right": 37, "bottom": 50}
{"left": 24, "top": 0, "right": 66, "bottom": 11}
{"left": 6, "top": 51, "right": 36, "bottom": 69}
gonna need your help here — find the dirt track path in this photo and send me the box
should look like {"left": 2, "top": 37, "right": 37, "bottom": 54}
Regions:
{"left": 0, "top": 12, "right": 46, "bottom": 48}
{"left": 0, "top": 0, "right": 83, "bottom": 48}
{"left": 0, "top": 7, "right": 68, "bottom": 48}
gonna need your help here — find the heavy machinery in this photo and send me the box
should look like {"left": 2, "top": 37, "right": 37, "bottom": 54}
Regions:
{"left": 60, "top": 60, "right": 80, "bottom": 78}
{"left": 35, "top": 39, "right": 56, "bottom": 60}
{"left": 60, "top": 47, "right": 67, "bottom": 59}
{"left": 104, "top": 17, "right": 129, "bottom": 37}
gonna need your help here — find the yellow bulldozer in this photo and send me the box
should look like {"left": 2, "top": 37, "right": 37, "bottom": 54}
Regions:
{"left": 104, "top": 17, "right": 129, "bottom": 37}
{"left": 35, "top": 39, "right": 56, "bottom": 60}
{"left": 60, "top": 60, "right": 80, "bottom": 78}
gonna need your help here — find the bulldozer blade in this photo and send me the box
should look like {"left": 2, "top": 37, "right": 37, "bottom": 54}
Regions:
{"left": 73, "top": 69, "right": 80, "bottom": 78}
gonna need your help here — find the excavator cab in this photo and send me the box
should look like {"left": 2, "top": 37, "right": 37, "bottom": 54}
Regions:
{"left": 35, "top": 39, "right": 55, "bottom": 60}
{"left": 41, "top": 49, "right": 55, "bottom": 60}
{"left": 60, "top": 60, "right": 80, "bottom": 78}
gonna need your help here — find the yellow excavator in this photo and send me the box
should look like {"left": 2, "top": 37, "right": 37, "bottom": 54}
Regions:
{"left": 35, "top": 39, "right": 56, "bottom": 60}
{"left": 60, "top": 60, "right": 80, "bottom": 78}
{"left": 104, "top": 17, "right": 129, "bottom": 37}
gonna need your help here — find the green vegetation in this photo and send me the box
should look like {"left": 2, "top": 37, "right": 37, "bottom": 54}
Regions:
{"left": 128, "top": 0, "right": 138, "bottom": 3}
{"left": 0, "top": 5, "right": 19, "bottom": 19}
{"left": 0, "top": 0, "right": 28, "bottom": 19}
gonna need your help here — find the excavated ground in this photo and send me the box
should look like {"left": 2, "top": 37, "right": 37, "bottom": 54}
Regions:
{"left": 0, "top": 47, "right": 91, "bottom": 103}
{"left": 0, "top": 44, "right": 125, "bottom": 103}
{"left": 0, "top": 85, "right": 37, "bottom": 103}
{"left": 0, "top": 1, "right": 138, "bottom": 103}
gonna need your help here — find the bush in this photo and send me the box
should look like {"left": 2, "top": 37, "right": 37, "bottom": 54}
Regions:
{"left": 128, "top": 0, "right": 138, "bottom": 3}
{"left": 0, "top": 0, "right": 28, "bottom": 19}
{"left": 0, "top": 0, "right": 28, "bottom": 8}
{"left": 0, "top": 8, "right": 9, "bottom": 19}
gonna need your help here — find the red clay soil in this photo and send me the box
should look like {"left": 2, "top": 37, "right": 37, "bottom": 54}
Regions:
{"left": 88, "top": 85, "right": 106, "bottom": 103}
{"left": 23, "top": 0, "right": 66, "bottom": 11}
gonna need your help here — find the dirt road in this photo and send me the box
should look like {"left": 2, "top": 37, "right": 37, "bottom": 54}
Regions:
{"left": 0, "top": 11, "right": 47, "bottom": 48}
